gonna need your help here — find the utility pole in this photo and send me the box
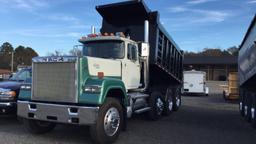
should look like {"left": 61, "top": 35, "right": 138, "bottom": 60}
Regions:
{"left": 11, "top": 51, "right": 14, "bottom": 73}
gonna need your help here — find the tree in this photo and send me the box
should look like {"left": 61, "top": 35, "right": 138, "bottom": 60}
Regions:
{"left": 14, "top": 46, "right": 38, "bottom": 67}
{"left": 69, "top": 47, "right": 82, "bottom": 57}
{"left": 47, "top": 50, "right": 64, "bottom": 56}
{"left": 227, "top": 46, "right": 239, "bottom": 56}
{"left": 0, "top": 42, "right": 14, "bottom": 69}
{"left": 0, "top": 42, "right": 14, "bottom": 53}
{"left": 0, "top": 42, "right": 38, "bottom": 71}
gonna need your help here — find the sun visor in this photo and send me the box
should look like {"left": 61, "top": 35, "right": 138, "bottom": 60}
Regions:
{"left": 96, "top": 0, "right": 150, "bottom": 22}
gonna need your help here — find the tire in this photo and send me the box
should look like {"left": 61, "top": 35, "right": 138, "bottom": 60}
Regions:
{"left": 244, "top": 92, "right": 252, "bottom": 122}
{"left": 23, "top": 119, "right": 56, "bottom": 134}
{"left": 90, "top": 97, "right": 123, "bottom": 144}
{"left": 162, "top": 88, "right": 173, "bottom": 116}
{"left": 173, "top": 88, "right": 181, "bottom": 111}
{"left": 147, "top": 91, "right": 164, "bottom": 120}
{"left": 251, "top": 95, "right": 256, "bottom": 128}
{"left": 239, "top": 88, "right": 245, "bottom": 117}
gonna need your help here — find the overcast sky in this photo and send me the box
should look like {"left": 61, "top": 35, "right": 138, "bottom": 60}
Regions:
{"left": 0, "top": 0, "right": 255, "bottom": 56}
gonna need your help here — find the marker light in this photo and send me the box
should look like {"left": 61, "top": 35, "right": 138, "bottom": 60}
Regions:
{"left": 98, "top": 72, "right": 104, "bottom": 79}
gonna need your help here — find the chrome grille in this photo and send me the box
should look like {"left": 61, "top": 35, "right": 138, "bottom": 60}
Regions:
{"left": 32, "top": 62, "right": 77, "bottom": 103}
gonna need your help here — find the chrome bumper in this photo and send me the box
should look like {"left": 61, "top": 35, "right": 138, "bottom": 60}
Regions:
{"left": 17, "top": 101, "right": 99, "bottom": 125}
{"left": 0, "top": 102, "right": 16, "bottom": 107}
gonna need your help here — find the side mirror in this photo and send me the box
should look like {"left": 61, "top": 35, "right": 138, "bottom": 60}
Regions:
{"left": 140, "top": 43, "right": 149, "bottom": 57}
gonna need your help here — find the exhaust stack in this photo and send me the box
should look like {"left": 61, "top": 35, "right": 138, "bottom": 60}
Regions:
{"left": 144, "top": 20, "right": 149, "bottom": 43}
{"left": 91, "top": 26, "right": 96, "bottom": 34}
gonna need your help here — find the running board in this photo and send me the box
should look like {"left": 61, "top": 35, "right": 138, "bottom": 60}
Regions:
{"left": 134, "top": 107, "right": 151, "bottom": 114}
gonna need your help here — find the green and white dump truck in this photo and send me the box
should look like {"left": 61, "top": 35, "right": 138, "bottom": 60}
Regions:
{"left": 17, "top": 1, "right": 183, "bottom": 143}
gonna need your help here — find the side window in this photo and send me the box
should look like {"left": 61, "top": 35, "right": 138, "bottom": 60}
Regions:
{"left": 18, "top": 70, "right": 30, "bottom": 81}
{"left": 128, "top": 44, "right": 137, "bottom": 61}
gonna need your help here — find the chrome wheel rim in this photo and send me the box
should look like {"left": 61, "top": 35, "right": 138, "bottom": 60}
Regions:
{"left": 244, "top": 105, "right": 248, "bottom": 116}
{"left": 176, "top": 97, "right": 181, "bottom": 107}
{"left": 104, "top": 107, "right": 120, "bottom": 137}
{"left": 252, "top": 107, "right": 255, "bottom": 120}
{"left": 239, "top": 102, "right": 243, "bottom": 111}
{"left": 168, "top": 97, "right": 173, "bottom": 111}
{"left": 156, "top": 97, "right": 164, "bottom": 115}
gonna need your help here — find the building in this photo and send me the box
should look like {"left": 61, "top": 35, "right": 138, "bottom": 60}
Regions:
{"left": 0, "top": 69, "right": 11, "bottom": 80}
{"left": 184, "top": 56, "right": 238, "bottom": 81}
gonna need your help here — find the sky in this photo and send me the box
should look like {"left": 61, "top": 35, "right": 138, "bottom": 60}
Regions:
{"left": 0, "top": 0, "right": 255, "bottom": 56}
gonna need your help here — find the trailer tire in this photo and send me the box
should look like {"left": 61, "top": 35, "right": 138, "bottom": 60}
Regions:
{"left": 239, "top": 88, "right": 245, "bottom": 117}
{"left": 162, "top": 88, "right": 173, "bottom": 116}
{"left": 245, "top": 92, "right": 252, "bottom": 122}
{"left": 90, "top": 97, "right": 123, "bottom": 144}
{"left": 23, "top": 119, "right": 56, "bottom": 134}
{"left": 251, "top": 95, "right": 256, "bottom": 128}
{"left": 173, "top": 88, "right": 181, "bottom": 111}
{"left": 147, "top": 91, "right": 164, "bottom": 120}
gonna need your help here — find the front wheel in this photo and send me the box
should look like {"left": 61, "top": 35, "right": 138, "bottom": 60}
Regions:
{"left": 23, "top": 119, "right": 56, "bottom": 134}
{"left": 90, "top": 97, "right": 123, "bottom": 144}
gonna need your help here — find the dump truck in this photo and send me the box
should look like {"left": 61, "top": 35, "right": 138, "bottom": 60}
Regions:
{"left": 183, "top": 70, "right": 209, "bottom": 96}
{"left": 17, "top": 1, "right": 183, "bottom": 143}
{"left": 238, "top": 14, "right": 256, "bottom": 128}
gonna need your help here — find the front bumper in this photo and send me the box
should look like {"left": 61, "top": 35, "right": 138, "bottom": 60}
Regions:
{"left": 0, "top": 102, "right": 16, "bottom": 114}
{"left": 17, "top": 101, "right": 99, "bottom": 125}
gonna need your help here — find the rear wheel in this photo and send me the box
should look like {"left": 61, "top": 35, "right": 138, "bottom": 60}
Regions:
{"left": 239, "top": 88, "right": 245, "bottom": 117}
{"left": 23, "top": 119, "right": 56, "bottom": 134}
{"left": 173, "top": 88, "right": 181, "bottom": 111}
{"left": 90, "top": 97, "right": 123, "bottom": 144}
{"left": 251, "top": 95, "right": 256, "bottom": 128}
{"left": 162, "top": 88, "right": 173, "bottom": 116}
{"left": 147, "top": 91, "right": 164, "bottom": 120}
{"left": 244, "top": 92, "right": 252, "bottom": 122}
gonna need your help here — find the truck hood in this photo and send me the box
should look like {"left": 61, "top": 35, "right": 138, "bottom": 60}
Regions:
{"left": 87, "top": 57, "right": 121, "bottom": 78}
{"left": 0, "top": 81, "right": 21, "bottom": 91}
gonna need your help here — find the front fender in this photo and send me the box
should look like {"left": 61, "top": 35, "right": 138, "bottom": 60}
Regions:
{"left": 79, "top": 77, "right": 127, "bottom": 106}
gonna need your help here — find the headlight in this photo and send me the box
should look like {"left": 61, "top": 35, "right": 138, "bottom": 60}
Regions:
{"left": 0, "top": 90, "right": 16, "bottom": 100}
{"left": 84, "top": 85, "right": 102, "bottom": 93}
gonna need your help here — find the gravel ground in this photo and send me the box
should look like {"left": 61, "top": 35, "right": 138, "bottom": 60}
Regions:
{"left": 0, "top": 90, "right": 256, "bottom": 144}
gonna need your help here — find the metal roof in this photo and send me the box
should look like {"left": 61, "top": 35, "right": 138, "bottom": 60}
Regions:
{"left": 184, "top": 56, "right": 238, "bottom": 65}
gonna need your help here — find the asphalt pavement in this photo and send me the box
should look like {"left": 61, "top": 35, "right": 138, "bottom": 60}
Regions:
{"left": 0, "top": 92, "right": 256, "bottom": 144}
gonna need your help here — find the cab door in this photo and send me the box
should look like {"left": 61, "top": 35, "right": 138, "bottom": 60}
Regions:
{"left": 122, "top": 43, "right": 141, "bottom": 90}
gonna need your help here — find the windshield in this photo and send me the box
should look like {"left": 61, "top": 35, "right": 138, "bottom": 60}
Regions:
{"left": 83, "top": 40, "right": 125, "bottom": 59}
{"left": 10, "top": 69, "right": 31, "bottom": 82}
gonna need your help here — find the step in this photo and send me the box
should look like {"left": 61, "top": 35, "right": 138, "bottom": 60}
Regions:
{"left": 129, "top": 93, "right": 149, "bottom": 100}
{"left": 134, "top": 107, "right": 151, "bottom": 114}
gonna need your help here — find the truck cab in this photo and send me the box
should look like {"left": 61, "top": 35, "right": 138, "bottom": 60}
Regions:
{"left": 79, "top": 34, "right": 142, "bottom": 90}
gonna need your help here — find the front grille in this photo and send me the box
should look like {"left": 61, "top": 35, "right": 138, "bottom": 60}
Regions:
{"left": 32, "top": 62, "right": 77, "bottom": 103}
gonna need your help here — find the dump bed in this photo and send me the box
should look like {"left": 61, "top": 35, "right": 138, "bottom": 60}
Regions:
{"left": 96, "top": 0, "right": 183, "bottom": 84}
{"left": 239, "top": 15, "right": 256, "bottom": 87}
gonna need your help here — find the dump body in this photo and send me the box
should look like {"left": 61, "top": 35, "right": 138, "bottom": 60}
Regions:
{"left": 238, "top": 15, "right": 256, "bottom": 128}
{"left": 239, "top": 15, "right": 256, "bottom": 88}
{"left": 96, "top": 0, "right": 183, "bottom": 85}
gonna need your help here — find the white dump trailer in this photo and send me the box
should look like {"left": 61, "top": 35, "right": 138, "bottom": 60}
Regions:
{"left": 183, "top": 70, "right": 209, "bottom": 96}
